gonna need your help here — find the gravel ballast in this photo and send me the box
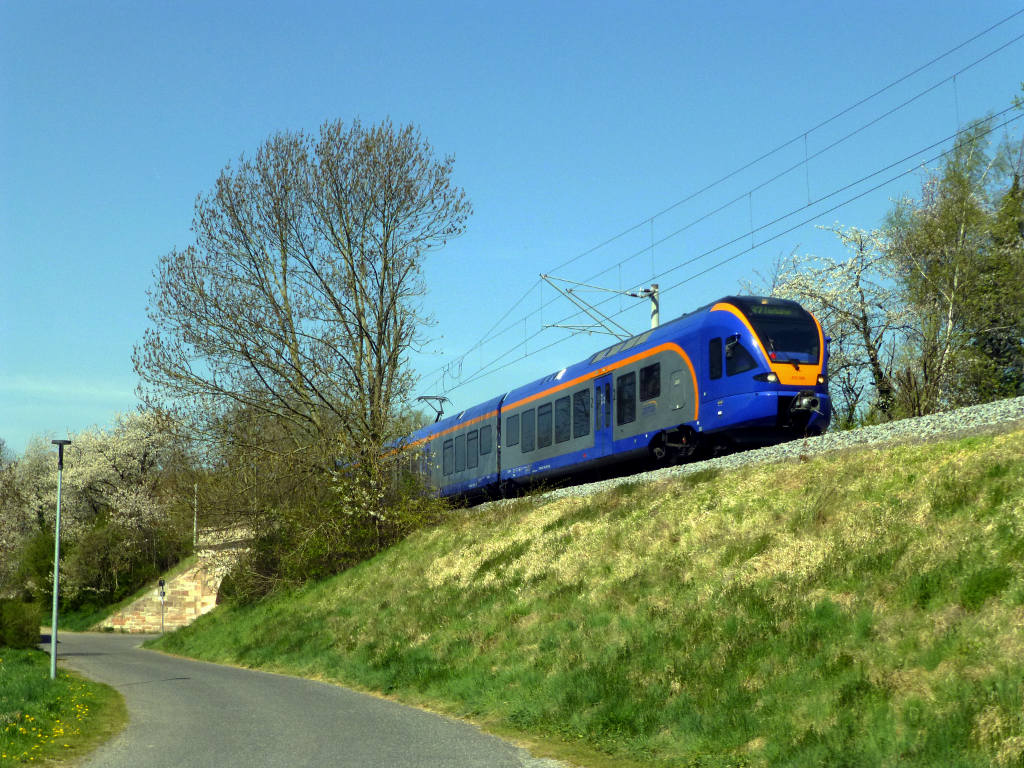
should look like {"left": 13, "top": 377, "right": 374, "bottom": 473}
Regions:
{"left": 526, "top": 395, "right": 1024, "bottom": 504}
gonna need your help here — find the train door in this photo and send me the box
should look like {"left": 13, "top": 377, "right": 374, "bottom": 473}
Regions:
{"left": 593, "top": 374, "right": 613, "bottom": 457}
{"left": 670, "top": 368, "right": 686, "bottom": 413}
{"left": 702, "top": 334, "right": 726, "bottom": 424}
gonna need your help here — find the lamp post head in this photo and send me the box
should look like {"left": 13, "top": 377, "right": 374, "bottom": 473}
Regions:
{"left": 51, "top": 439, "right": 71, "bottom": 470}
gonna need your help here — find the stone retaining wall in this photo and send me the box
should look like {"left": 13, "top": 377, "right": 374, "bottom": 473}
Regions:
{"left": 96, "top": 529, "right": 248, "bottom": 633}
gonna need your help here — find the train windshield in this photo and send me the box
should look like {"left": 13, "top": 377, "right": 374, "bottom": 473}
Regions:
{"left": 733, "top": 298, "right": 820, "bottom": 365}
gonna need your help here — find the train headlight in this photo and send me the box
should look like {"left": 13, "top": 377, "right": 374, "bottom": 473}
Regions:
{"left": 817, "top": 374, "right": 826, "bottom": 385}
{"left": 753, "top": 372, "right": 779, "bottom": 383}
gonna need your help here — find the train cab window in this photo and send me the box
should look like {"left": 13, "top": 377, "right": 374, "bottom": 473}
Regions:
{"left": 537, "top": 403, "right": 553, "bottom": 448}
{"left": 640, "top": 363, "right": 661, "bottom": 400}
{"left": 521, "top": 408, "right": 536, "bottom": 452}
{"left": 555, "top": 396, "right": 571, "bottom": 443}
{"left": 479, "top": 425, "right": 492, "bottom": 455}
{"left": 455, "top": 434, "right": 466, "bottom": 473}
{"left": 726, "top": 334, "right": 758, "bottom": 376}
{"left": 467, "top": 430, "right": 479, "bottom": 469}
{"left": 573, "top": 389, "right": 591, "bottom": 438}
{"left": 709, "top": 338, "right": 723, "bottom": 379}
{"left": 505, "top": 414, "right": 520, "bottom": 447}
{"left": 442, "top": 439, "right": 454, "bottom": 476}
{"left": 617, "top": 371, "right": 636, "bottom": 425}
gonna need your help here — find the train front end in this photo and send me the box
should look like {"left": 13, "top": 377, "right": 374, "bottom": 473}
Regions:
{"left": 704, "top": 296, "right": 831, "bottom": 444}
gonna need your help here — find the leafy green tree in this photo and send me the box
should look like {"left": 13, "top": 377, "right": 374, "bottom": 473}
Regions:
{"left": 887, "top": 119, "right": 1024, "bottom": 414}
{"left": 750, "top": 108, "right": 1023, "bottom": 423}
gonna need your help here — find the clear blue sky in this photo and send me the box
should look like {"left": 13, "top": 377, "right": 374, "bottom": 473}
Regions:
{"left": 2, "top": 0, "right": 1022, "bottom": 456}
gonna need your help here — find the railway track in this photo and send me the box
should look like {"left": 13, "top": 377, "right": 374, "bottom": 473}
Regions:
{"left": 496, "top": 395, "right": 1024, "bottom": 506}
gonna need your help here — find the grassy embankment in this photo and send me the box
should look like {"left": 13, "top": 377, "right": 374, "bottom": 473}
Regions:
{"left": 0, "top": 650, "right": 125, "bottom": 766}
{"left": 151, "top": 427, "right": 1024, "bottom": 768}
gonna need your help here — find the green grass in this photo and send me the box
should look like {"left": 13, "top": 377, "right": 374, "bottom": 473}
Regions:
{"left": 151, "top": 428, "right": 1024, "bottom": 768}
{"left": 0, "top": 649, "right": 126, "bottom": 766}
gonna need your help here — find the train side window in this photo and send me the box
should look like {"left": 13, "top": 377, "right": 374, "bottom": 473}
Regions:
{"left": 537, "top": 403, "right": 553, "bottom": 448}
{"left": 604, "top": 382, "right": 611, "bottom": 427}
{"left": 455, "top": 434, "right": 466, "bottom": 473}
{"left": 726, "top": 334, "right": 758, "bottom": 376}
{"left": 479, "top": 425, "right": 492, "bottom": 455}
{"left": 573, "top": 389, "right": 591, "bottom": 438}
{"left": 442, "top": 439, "right": 454, "bottom": 476}
{"left": 709, "top": 337, "right": 723, "bottom": 379}
{"left": 640, "top": 362, "right": 660, "bottom": 400}
{"left": 506, "top": 414, "right": 520, "bottom": 447}
{"left": 467, "top": 430, "right": 479, "bottom": 469}
{"left": 521, "top": 408, "right": 536, "bottom": 452}
{"left": 617, "top": 371, "right": 636, "bottom": 425}
{"left": 554, "top": 396, "right": 571, "bottom": 443}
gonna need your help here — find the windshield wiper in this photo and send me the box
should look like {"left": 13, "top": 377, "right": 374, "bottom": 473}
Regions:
{"left": 766, "top": 337, "right": 801, "bottom": 369}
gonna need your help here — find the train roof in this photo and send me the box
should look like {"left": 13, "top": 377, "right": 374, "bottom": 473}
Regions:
{"left": 501, "top": 296, "right": 722, "bottom": 407}
{"left": 410, "top": 295, "right": 808, "bottom": 434}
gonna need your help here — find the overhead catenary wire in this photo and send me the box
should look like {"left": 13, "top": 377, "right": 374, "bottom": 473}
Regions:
{"left": 420, "top": 10, "right": 1024, "bottom": 389}
{"left": 438, "top": 107, "right": 1024, "bottom": 397}
{"left": 420, "top": 10, "right": 1024, "bottom": 396}
{"left": 542, "top": 6, "right": 1024, "bottom": 281}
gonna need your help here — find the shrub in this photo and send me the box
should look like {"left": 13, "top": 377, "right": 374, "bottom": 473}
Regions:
{"left": 218, "top": 470, "right": 449, "bottom": 606}
{"left": 0, "top": 598, "right": 42, "bottom": 648}
{"left": 13, "top": 530, "right": 56, "bottom": 602}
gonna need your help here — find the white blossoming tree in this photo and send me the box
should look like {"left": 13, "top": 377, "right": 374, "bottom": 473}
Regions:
{"left": 744, "top": 225, "right": 913, "bottom": 425}
{"left": 0, "top": 412, "right": 190, "bottom": 606}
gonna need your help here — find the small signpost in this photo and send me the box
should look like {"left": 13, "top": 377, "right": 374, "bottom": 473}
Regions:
{"left": 158, "top": 578, "right": 166, "bottom": 633}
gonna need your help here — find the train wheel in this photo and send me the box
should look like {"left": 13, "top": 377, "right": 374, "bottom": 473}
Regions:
{"left": 651, "top": 428, "right": 701, "bottom": 465}
{"left": 650, "top": 433, "right": 669, "bottom": 462}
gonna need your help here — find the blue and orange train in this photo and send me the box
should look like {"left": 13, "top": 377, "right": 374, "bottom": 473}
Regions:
{"left": 407, "top": 295, "right": 831, "bottom": 497}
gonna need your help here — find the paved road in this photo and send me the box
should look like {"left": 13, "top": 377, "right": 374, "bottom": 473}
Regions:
{"left": 46, "top": 632, "right": 557, "bottom": 768}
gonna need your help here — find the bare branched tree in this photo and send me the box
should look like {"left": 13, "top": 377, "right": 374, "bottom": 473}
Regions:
{"left": 134, "top": 119, "right": 469, "bottom": 595}
{"left": 134, "top": 119, "right": 471, "bottom": 475}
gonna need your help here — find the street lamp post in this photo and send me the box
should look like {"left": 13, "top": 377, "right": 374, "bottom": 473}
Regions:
{"left": 50, "top": 439, "right": 71, "bottom": 680}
